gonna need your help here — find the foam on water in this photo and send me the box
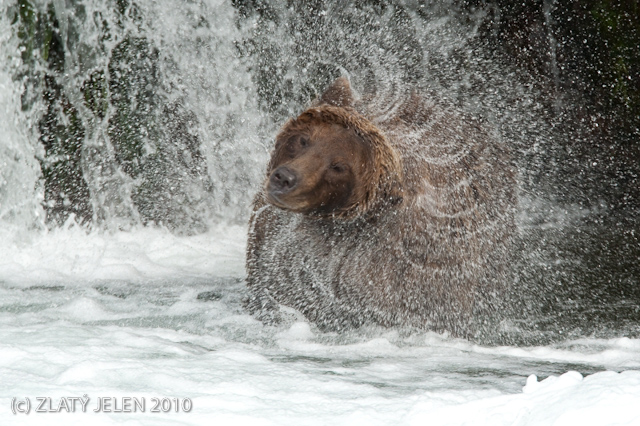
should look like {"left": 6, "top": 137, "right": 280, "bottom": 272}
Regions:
{"left": 0, "top": 223, "right": 246, "bottom": 285}
{"left": 0, "top": 226, "right": 639, "bottom": 425}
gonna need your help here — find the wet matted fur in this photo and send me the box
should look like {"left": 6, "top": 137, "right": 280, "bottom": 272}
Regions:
{"left": 246, "top": 77, "right": 516, "bottom": 337}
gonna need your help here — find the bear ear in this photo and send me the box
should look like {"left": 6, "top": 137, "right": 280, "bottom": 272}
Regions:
{"left": 316, "top": 77, "right": 354, "bottom": 108}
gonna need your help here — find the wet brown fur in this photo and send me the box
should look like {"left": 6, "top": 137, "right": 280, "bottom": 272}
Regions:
{"left": 267, "top": 105, "right": 403, "bottom": 218}
{"left": 246, "top": 77, "right": 516, "bottom": 336}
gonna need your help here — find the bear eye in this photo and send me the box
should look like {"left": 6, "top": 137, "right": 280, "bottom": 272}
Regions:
{"left": 330, "top": 163, "right": 345, "bottom": 173}
{"left": 285, "top": 138, "right": 298, "bottom": 155}
{"left": 285, "top": 136, "right": 308, "bottom": 156}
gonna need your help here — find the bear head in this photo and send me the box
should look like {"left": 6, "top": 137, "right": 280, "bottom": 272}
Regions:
{"left": 265, "top": 77, "right": 404, "bottom": 219}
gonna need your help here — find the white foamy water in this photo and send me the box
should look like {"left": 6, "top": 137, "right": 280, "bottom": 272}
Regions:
{"left": 0, "top": 226, "right": 639, "bottom": 425}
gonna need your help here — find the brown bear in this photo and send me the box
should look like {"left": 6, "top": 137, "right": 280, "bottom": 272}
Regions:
{"left": 246, "top": 77, "right": 516, "bottom": 337}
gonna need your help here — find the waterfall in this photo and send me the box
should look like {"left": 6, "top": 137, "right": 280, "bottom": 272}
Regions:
{"left": 0, "top": 11, "right": 44, "bottom": 235}
{"left": 2, "top": 0, "right": 268, "bottom": 234}
{"left": 1, "top": 0, "right": 559, "bottom": 236}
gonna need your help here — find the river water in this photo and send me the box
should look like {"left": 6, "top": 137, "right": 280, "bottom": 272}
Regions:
{"left": 1, "top": 1, "right": 639, "bottom": 424}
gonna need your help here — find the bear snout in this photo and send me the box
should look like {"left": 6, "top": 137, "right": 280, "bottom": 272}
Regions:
{"left": 269, "top": 166, "right": 299, "bottom": 194}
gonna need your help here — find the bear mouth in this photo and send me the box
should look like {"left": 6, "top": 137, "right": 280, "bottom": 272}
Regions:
{"left": 266, "top": 190, "right": 287, "bottom": 208}
{"left": 266, "top": 187, "right": 308, "bottom": 212}
{"left": 267, "top": 187, "right": 357, "bottom": 218}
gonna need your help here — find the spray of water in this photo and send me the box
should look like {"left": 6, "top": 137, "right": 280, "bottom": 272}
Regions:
{"left": 1, "top": 0, "right": 638, "bottom": 342}
{"left": 0, "top": 12, "right": 44, "bottom": 237}
{"left": 3, "top": 0, "right": 268, "bottom": 233}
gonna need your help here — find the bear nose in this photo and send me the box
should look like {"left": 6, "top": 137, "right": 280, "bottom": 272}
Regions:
{"left": 270, "top": 166, "right": 298, "bottom": 193}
